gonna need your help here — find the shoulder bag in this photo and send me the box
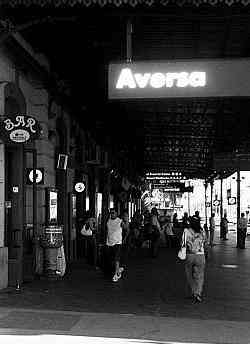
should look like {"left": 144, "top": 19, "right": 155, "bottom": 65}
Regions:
{"left": 177, "top": 229, "right": 187, "bottom": 260}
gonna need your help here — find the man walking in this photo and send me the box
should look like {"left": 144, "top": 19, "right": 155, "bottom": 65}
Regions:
{"left": 106, "top": 208, "right": 124, "bottom": 282}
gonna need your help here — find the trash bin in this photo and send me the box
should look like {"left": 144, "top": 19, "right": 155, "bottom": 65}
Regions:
{"left": 40, "top": 225, "right": 63, "bottom": 278}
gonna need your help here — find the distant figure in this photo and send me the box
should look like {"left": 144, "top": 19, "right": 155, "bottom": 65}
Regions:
{"left": 163, "top": 215, "right": 175, "bottom": 248}
{"left": 209, "top": 213, "right": 216, "bottom": 246}
{"left": 121, "top": 210, "right": 130, "bottom": 266}
{"left": 191, "top": 211, "right": 202, "bottom": 233}
{"left": 182, "top": 212, "right": 190, "bottom": 228}
{"left": 220, "top": 214, "right": 229, "bottom": 240}
{"left": 173, "top": 213, "right": 179, "bottom": 228}
{"left": 149, "top": 207, "right": 161, "bottom": 258}
{"left": 237, "top": 213, "right": 248, "bottom": 249}
{"left": 203, "top": 223, "right": 209, "bottom": 240}
{"left": 193, "top": 211, "right": 201, "bottom": 226}
{"left": 131, "top": 210, "right": 143, "bottom": 239}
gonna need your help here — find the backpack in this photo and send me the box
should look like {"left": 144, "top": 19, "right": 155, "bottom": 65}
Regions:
{"left": 186, "top": 231, "right": 204, "bottom": 254}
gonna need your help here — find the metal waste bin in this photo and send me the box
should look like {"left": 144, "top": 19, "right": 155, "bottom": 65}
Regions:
{"left": 40, "top": 225, "right": 63, "bottom": 277}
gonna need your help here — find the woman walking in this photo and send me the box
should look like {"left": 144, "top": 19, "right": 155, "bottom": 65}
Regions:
{"left": 180, "top": 218, "right": 207, "bottom": 303}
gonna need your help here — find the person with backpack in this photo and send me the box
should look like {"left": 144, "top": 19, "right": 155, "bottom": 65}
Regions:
{"left": 180, "top": 218, "right": 207, "bottom": 303}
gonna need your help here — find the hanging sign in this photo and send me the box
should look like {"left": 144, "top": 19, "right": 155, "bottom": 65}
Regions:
{"left": 26, "top": 168, "right": 44, "bottom": 185}
{"left": 228, "top": 197, "right": 236, "bottom": 205}
{"left": 213, "top": 200, "right": 221, "bottom": 206}
{"left": 12, "top": 186, "right": 19, "bottom": 193}
{"left": 0, "top": 115, "right": 40, "bottom": 144}
{"left": 74, "top": 182, "right": 85, "bottom": 193}
{"left": 109, "top": 59, "right": 250, "bottom": 99}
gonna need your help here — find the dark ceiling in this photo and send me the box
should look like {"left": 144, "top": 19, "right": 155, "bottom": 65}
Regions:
{"left": 3, "top": 3, "right": 250, "bottom": 179}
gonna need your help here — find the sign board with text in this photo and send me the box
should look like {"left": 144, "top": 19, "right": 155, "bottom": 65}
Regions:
{"left": 109, "top": 59, "right": 250, "bottom": 99}
{"left": 0, "top": 115, "right": 40, "bottom": 144}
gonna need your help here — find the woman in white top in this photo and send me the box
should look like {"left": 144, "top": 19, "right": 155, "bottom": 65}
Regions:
{"left": 181, "top": 217, "right": 207, "bottom": 303}
{"left": 106, "top": 209, "right": 124, "bottom": 282}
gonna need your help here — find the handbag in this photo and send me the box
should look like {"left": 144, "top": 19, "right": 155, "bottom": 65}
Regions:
{"left": 178, "top": 246, "right": 186, "bottom": 260}
{"left": 177, "top": 229, "right": 187, "bottom": 260}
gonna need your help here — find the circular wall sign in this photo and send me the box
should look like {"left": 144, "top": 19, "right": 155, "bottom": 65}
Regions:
{"left": 29, "top": 169, "right": 43, "bottom": 184}
{"left": 74, "top": 182, "right": 85, "bottom": 193}
{"left": 213, "top": 200, "right": 221, "bottom": 207}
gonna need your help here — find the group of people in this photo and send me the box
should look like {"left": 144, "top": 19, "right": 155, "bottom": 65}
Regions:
{"left": 79, "top": 207, "right": 249, "bottom": 304}
{"left": 80, "top": 207, "right": 198, "bottom": 283}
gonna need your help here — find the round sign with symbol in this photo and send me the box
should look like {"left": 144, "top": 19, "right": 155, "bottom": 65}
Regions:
{"left": 228, "top": 197, "right": 236, "bottom": 205}
{"left": 27, "top": 168, "right": 44, "bottom": 184}
{"left": 74, "top": 182, "right": 85, "bottom": 193}
{"left": 213, "top": 200, "right": 221, "bottom": 207}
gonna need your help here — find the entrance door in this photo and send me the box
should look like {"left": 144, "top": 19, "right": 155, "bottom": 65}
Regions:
{"left": 5, "top": 146, "right": 37, "bottom": 286}
{"left": 23, "top": 149, "right": 37, "bottom": 282}
{"left": 5, "top": 146, "right": 24, "bottom": 286}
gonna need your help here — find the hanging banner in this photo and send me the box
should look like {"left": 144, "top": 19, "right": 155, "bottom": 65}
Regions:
{"left": 109, "top": 59, "right": 250, "bottom": 99}
{"left": 0, "top": 114, "right": 40, "bottom": 144}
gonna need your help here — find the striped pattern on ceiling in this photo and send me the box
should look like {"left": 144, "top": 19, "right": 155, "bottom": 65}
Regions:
{"left": 4, "top": 0, "right": 250, "bottom": 8}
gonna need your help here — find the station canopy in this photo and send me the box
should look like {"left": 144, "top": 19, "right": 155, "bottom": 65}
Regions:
{"left": 3, "top": 1, "right": 250, "bottom": 181}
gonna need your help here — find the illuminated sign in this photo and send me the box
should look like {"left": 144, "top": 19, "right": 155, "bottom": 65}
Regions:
{"left": 164, "top": 188, "right": 181, "bottom": 192}
{"left": 155, "top": 182, "right": 193, "bottom": 193}
{"left": 109, "top": 59, "right": 250, "bottom": 99}
{"left": 116, "top": 68, "right": 206, "bottom": 89}
{"left": 0, "top": 115, "right": 40, "bottom": 144}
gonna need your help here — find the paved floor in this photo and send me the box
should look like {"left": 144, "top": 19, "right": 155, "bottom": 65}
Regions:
{"left": 1, "top": 229, "right": 250, "bottom": 343}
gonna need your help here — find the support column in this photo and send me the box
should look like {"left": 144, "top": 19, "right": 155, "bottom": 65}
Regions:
{"left": 0, "top": 143, "right": 7, "bottom": 289}
{"left": 204, "top": 182, "right": 208, "bottom": 225}
{"left": 126, "top": 18, "right": 132, "bottom": 63}
{"left": 187, "top": 182, "right": 190, "bottom": 216}
{"left": 210, "top": 180, "right": 213, "bottom": 219}
{"left": 220, "top": 177, "right": 223, "bottom": 239}
{"left": 236, "top": 168, "right": 241, "bottom": 247}
{"left": 0, "top": 143, "right": 5, "bottom": 247}
{"left": 101, "top": 170, "right": 111, "bottom": 243}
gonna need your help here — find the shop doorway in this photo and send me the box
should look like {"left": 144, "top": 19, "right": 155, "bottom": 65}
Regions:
{"left": 5, "top": 146, "right": 37, "bottom": 286}
{"left": 5, "top": 145, "right": 24, "bottom": 286}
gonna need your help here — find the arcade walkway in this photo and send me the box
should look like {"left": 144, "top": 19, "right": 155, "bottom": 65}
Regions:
{"left": 0, "top": 229, "right": 250, "bottom": 343}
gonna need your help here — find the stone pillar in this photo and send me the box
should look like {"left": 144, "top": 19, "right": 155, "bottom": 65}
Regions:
{"left": 101, "top": 170, "right": 111, "bottom": 243}
{"left": 210, "top": 181, "right": 213, "bottom": 219}
{"left": 204, "top": 182, "right": 208, "bottom": 225}
{"left": 0, "top": 143, "right": 8, "bottom": 289}
{"left": 236, "top": 169, "right": 241, "bottom": 247}
{"left": 220, "top": 177, "right": 223, "bottom": 236}
{"left": 0, "top": 143, "right": 5, "bottom": 247}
